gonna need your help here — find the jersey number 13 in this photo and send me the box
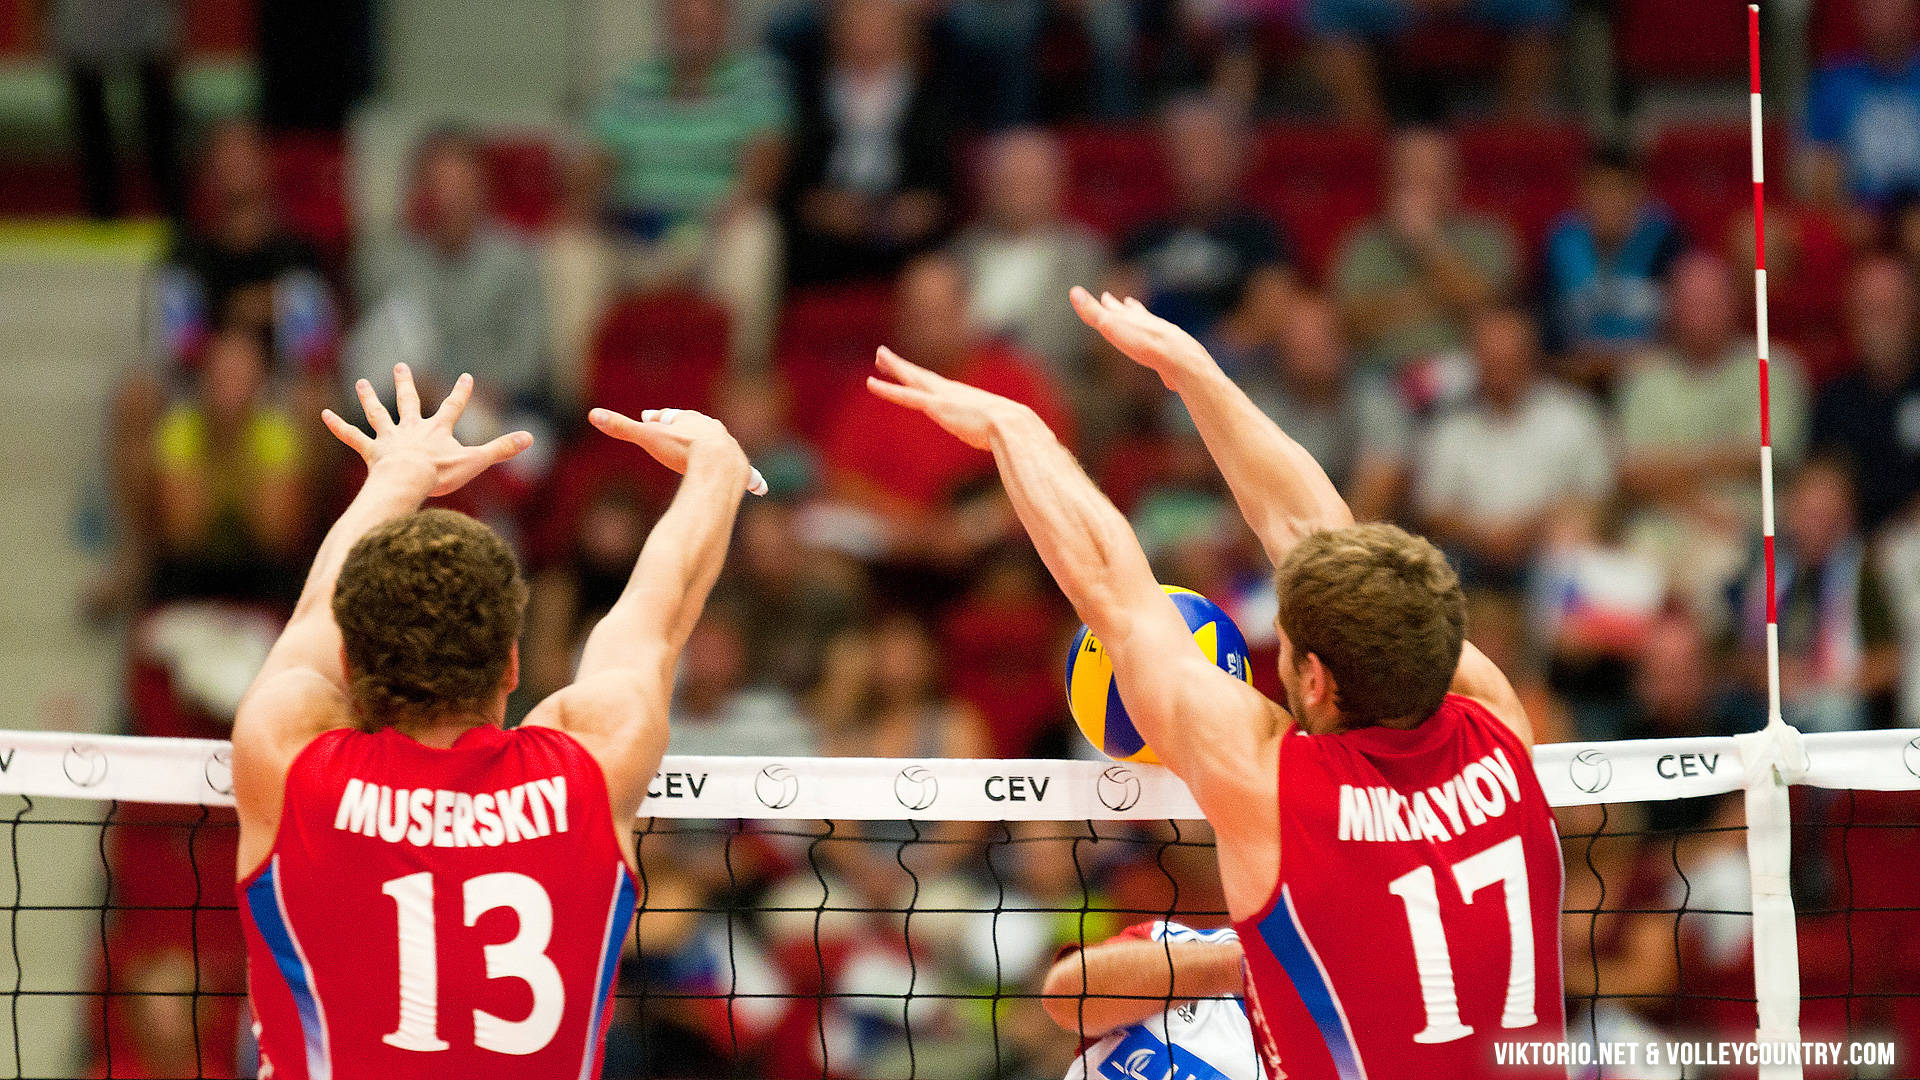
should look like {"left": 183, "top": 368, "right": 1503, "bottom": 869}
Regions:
{"left": 380, "top": 871, "right": 565, "bottom": 1056}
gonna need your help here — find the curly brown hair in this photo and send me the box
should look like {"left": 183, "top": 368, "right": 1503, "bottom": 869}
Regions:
{"left": 1273, "top": 523, "right": 1466, "bottom": 728}
{"left": 332, "top": 508, "right": 528, "bottom": 727}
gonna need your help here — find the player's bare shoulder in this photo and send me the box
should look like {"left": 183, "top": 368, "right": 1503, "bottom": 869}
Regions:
{"left": 231, "top": 667, "right": 354, "bottom": 879}
{"left": 232, "top": 669, "right": 353, "bottom": 792}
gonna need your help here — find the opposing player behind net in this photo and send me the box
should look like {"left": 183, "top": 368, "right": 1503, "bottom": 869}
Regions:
{"left": 229, "top": 364, "right": 757, "bottom": 1080}
{"left": 1044, "top": 921, "right": 1263, "bottom": 1080}
{"left": 868, "top": 289, "right": 1566, "bottom": 1080}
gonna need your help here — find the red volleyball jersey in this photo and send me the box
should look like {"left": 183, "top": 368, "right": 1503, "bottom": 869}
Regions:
{"left": 1234, "top": 694, "right": 1565, "bottom": 1080}
{"left": 238, "top": 724, "right": 637, "bottom": 1080}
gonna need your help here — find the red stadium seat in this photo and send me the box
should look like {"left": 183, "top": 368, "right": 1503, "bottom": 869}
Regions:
{"left": 0, "top": 0, "right": 31, "bottom": 58}
{"left": 1810, "top": 0, "right": 1920, "bottom": 64}
{"left": 1645, "top": 121, "right": 1786, "bottom": 248}
{"left": 537, "top": 289, "right": 733, "bottom": 533}
{"left": 1820, "top": 791, "right": 1920, "bottom": 1031}
{"left": 1248, "top": 17, "right": 1308, "bottom": 72}
{"left": 1246, "top": 125, "right": 1386, "bottom": 283}
{"left": 1796, "top": 914, "right": 1873, "bottom": 1044}
{"left": 1385, "top": 20, "right": 1505, "bottom": 76}
{"left": 482, "top": 135, "right": 559, "bottom": 233}
{"left": 1753, "top": 205, "right": 1851, "bottom": 384}
{"left": 184, "top": 0, "right": 256, "bottom": 56}
{"left": 588, "top": 289, "right": 730, "bottom": 421}
{"left": 1616, "top": 0, "right": 1749, "bottom": 82}
{"left": 270, "top": 132, "right": 350, "bottom": 264}
{"left": 1458, "top": 122, "right": 1588, "bottom": 268}
{"left": 1056, "top": 125, "right": 1172, "bottom": 240}
{"left": 774, "top": 282, "right": 896, "bottom": 440}
{"left": 941, "top": 589, "right": 1069, "bottom": 758}
{"left": 521, "top": 437, "right": 656, "bottom": 569}
{"left": 1810, "top": 0, "right": 1859, "bottom": 62}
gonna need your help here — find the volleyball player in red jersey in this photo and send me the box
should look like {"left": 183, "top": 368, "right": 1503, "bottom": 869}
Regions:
{"left": 230, "top": 364, "right": 756, "bottom": 1080}
{"left": 870, "top": 290, "right": 1564, "bottom": 1080}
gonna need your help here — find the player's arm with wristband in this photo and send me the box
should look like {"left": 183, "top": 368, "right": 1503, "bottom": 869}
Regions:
{"left": 522, "top": 407, "right": 757, "bottom": 828}
{"left": 233, "top": 367, "right": 534, "bottom": 863}
{"left": 867, "top": 348, "right": 1284, "bottom": 915}
{"left": 1073, "top": 288, "right": 1534, "bottom": 747}
{"left": 1041, "top": 935, "right": 1245, "bottom": 1037}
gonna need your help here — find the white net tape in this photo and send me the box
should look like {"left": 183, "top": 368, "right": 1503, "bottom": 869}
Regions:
{"left": 0, "top": 728, "right": 1914, "bottom": 818}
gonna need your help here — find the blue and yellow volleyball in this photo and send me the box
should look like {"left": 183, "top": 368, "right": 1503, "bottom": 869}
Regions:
{"left": 1066, "top": 585, "right": 1253, "bottom": 763}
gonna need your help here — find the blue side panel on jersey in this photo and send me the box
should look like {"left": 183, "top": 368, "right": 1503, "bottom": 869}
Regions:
{"left": 1103, "top": 677, "right": 1144, "bottom": 758}
{"left": 584, "top": 874, "right": 640, "bottom": 1061}
{"left": 245, "top": 863, "right": 329, "bottom": 1080}
{"left": 1255, "top": 890, "right": 1365, "bottom": 1080}
{"left": 1097, "top": 1024, "right": 1235, "bottom": 1080}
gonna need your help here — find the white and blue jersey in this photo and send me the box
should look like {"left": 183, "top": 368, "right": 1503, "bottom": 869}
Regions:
{"left": 1063, "top": 922, "right": 1265, "bottom": 1080}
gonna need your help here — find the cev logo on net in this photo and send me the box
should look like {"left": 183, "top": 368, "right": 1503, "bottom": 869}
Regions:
{"left": 894, "top": 765, "right": 938, "bottom": 810}
{"left": 1568, "top": 748, "right": 1612, "bottom": 794}
{"left": 755, "top": 764, "right": 799, "bottom": 809}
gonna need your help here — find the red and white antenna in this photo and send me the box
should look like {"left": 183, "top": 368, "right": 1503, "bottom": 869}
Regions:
{"left": 1750, "top": 2, "right": 1782, "bottom": 731}
{"left": 1744, "top": 10, "right": 1804, "bottom": 1069}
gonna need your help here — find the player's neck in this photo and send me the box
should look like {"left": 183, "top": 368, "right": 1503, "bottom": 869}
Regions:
{"left": 1326, "top": 711, "right": 1426, "bottom": 734}
{"left": 391, "top": 712, "right": 500, "bottom": 748}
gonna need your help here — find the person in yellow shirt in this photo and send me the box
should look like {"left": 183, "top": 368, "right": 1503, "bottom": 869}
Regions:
{"left": 150, "top": 326, "right": 312, "bottom": 605}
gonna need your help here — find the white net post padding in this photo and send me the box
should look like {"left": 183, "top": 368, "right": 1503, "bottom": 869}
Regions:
{"left": 1737, "top": 724, "right": 1809, "bottom": 1080}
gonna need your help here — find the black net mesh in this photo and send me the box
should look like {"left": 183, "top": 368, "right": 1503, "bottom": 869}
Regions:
{"left": 1796, "top": 790, "right": 1920, "bottom": 1072}
{"left": 0, "top": 791, "right": 1915, "bottom": 1079}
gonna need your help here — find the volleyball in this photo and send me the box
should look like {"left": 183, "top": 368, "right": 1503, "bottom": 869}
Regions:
{"left": 1066, "top": 586, "right": 1253, "bottom": 763}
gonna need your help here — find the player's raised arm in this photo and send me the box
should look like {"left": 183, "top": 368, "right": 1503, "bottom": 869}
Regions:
{"left": 244, "top": 365, "right": 535, "bottom": 705}
{"left": 1074, "top": 289, "right": 1533, "bottom": 745}
{"left": 866, "top": 349, "right": 1283, "bottom": 836}
{"left": 1070, "top": 287, "right": 1352, "bottom": 566}
{"left": 523, "top": 408, "right": 757, "bottom": 819}
{"left": 1041, "top": 934, "right": 1245, "bottom": 1037}
{"left": 232, "top": 366, "right": 532, "bottom": 863}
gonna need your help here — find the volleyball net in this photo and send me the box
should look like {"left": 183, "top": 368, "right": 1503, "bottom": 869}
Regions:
{"left": 0, "top": 729, "right": 1914, "bottom": 1079}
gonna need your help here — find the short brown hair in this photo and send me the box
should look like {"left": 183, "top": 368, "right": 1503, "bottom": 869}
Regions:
{"left": 333, "top": 508, "right": 528, "bottom": 727}
{"left": 1273, "top": 523, "right": 1466, "bottom": 727}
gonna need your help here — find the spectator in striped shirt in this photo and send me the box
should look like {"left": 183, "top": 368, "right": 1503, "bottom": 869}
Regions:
{"left": 585, "top": 0, "right": 791, "bottom": 369}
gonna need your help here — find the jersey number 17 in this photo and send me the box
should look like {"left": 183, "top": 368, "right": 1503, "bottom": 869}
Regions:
{"left": 1384, "top": 835, "right": 1539, "bottom": 1043}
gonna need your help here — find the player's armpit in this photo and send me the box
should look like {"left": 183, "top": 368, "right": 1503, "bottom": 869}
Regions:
{"left": 233, "top": 668, "right": 352, "bottom": 772}
{"left": 1450, "top": 641, "right": 1534, "bottom": 748}
{"left": 522, "top": 668, "right": 670, "bottom": 821}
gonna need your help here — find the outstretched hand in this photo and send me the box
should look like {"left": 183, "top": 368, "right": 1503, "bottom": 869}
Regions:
{"left": 589, "top": 407, "right": 766, "bottom": 496}
{"left": 865, "top": 346, "right": 1033, "bottom": 450}
{"left": 322, "top": 364, "right": 533, "bottom": 497}
{"left": 1069, "top": 286, "right": 1211, "bottom": 382}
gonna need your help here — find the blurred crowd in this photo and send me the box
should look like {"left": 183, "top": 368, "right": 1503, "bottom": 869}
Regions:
{"left": 66, "top": 0, "right": 1920, "bottom": 1076}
